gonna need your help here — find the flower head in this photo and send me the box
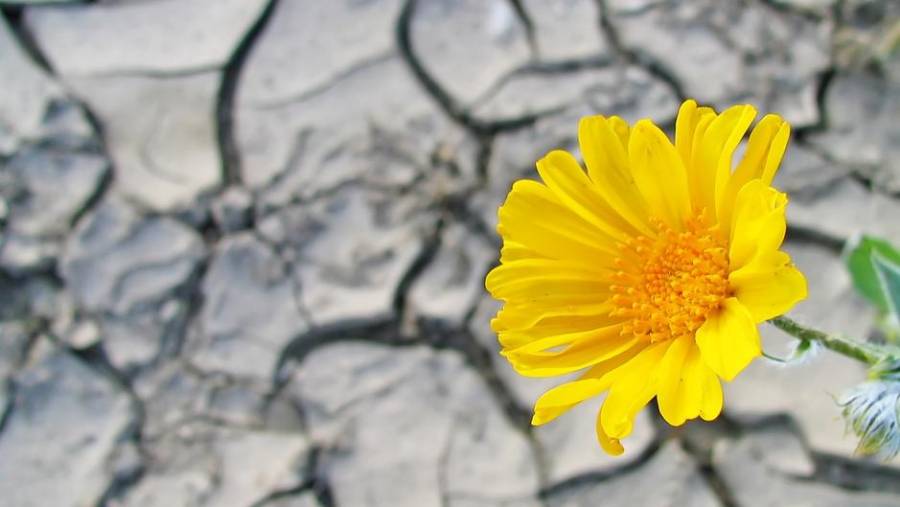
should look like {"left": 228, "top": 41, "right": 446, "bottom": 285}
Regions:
{"left": 840, "top": 360, "right": 900, "bottom": 459}
{"left": 485, "top": 100, "right": 808, "bottom": 455}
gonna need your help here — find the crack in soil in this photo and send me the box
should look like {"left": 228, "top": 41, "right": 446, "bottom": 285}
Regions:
{"left": 216, "top": 0, "right": 281, "bottom": 187}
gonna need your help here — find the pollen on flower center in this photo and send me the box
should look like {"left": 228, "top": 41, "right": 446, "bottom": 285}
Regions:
{"left": 611, "top": 213, "right": 730, "bottom": 343}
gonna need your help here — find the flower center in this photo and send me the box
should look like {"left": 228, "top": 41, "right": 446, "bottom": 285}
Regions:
{"left": 611, "top": 214, "right": 729, "bottom": 343}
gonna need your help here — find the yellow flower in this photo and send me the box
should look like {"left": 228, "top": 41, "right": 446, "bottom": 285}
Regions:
{"left": 485, "top": 100, "right": 808, "bottom": 455}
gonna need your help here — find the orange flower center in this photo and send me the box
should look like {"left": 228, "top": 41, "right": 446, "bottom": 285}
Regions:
{"left": 611, "top": 214, "right": 729, "bottom": 343}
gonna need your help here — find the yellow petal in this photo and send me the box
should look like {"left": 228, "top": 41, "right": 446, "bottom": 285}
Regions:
{"left": 689, "top": 104, "right": 756, "bottom": 218}
{"left": 536, "top": 150, "right": 637, "bottom": 242}
{"left": 735, "top": 114, "right": 791, "bottom": 187}
{"left": 498, "top": 180, "right": 619, "bottom": 265}
{"left": 599, "top": 341, "right": 669, "bottom": 438}
{"left": 531, "top": 346, "right": 642, "bottom": 425}
{"left": 485, "top": 259, "right": 612, "bottom": 302}
{"left": 728, "top": 179, "right": 787, "bottom": 272}
{"left": 533, "top": 379, "right": 606, "bottom": 425}
{"left": 595, "top": 408, "right": 625, "bottom": 456}
{"left": 577, "top": 116, "right": 652, "bottom": 235}
{"left": 673, "top": 342, "right": 722, "bottom": 422}
{"left": 497, "top": 313, "right": 618, "bottom": 349}
{"left": 687, "top": 109, "right": 716, "bottom": 179}
{"left": 492, "top": 293, "right": 612, "bottom": 311}
{"left": 730, "top": 253, "right": 808, "bottom": 322}
{"left": 675, "top": 99, "right": 701, "bottom": 164}
{"left": 499, "top": 241, "right": 543, "bottom": 263}
{"left": 506, "top": 332, "right": 641, "bottom": 378}
{"left": 608, "top": 115, "right": 631, "bottom": 147}
{"left": 696, "top": 353, "right": 723, "bottom": 421}
{"left": 493, "top": 301, "right": 613, "bottom": 334}
{"left": 695, "top": 297, "right": 761, "bottom": 382}
{"left": 719, "top": 115, "right": 791, "bottom": 234}
{"left": 505, "top": 322, "right": 624, "bottom": 355}
{"left": 656, "top": 335, "right": 700, "bottom": 426}
{"left": 628, "top": 120, "right": 692, "bottom": 229}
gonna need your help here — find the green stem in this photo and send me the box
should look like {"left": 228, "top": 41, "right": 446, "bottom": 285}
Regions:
{"left": 769, "top": 315, "right": 890, "bottom": 366}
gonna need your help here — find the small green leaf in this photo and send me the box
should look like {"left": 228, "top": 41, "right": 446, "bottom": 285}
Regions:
{"left": 762, "top": 338, "right": 819, "bottom": 365}
{"left": 843, "top": 235, "right": 900, "bottom": 313}
{"left": 792, "top": 338, "right": 813, "bottom": 359}
{"left": 872, "top": 251, "right": 900, "bottom": 321}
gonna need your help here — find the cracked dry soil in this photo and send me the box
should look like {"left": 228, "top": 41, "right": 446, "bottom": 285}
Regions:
{"left": 0, "top": 0, "right": 899, "bottom": 506}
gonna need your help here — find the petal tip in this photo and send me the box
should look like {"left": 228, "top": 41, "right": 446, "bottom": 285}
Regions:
{"left": 602, "top": 439, "right": 625, "bottom": 456}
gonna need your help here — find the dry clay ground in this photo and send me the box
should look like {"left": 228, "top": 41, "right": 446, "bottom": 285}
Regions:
{"left": 1, "top": 0, "right": 899, "bottom": 506}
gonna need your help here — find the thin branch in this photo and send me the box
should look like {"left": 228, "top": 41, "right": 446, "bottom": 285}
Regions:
{"left": 769, "top": 315, "right": 894, "bottom": 366}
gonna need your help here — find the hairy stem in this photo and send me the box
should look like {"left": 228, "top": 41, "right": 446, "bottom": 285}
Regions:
{"left": 769, "top": 315, "right": 892, "bottom": 366}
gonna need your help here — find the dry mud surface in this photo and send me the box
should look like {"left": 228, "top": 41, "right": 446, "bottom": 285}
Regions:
{"left": 0, "top": 0, "right": 899, "bottom": 505}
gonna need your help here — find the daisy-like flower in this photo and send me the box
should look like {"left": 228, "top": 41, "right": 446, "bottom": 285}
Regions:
{"left": 485, "top": 100, "right": 808, "bottom": 455}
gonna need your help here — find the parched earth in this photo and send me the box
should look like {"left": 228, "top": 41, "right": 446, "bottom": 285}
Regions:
{"left": 0, "top": 0, "right": 899, "bottom": 506}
